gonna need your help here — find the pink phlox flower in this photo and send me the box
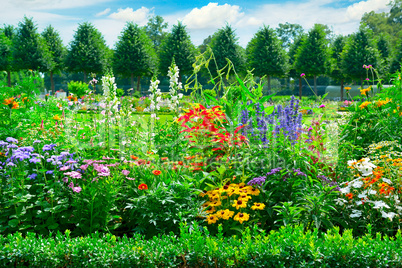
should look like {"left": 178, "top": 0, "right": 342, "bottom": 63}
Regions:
{"left": 64, "top": 171, "right": 82, "bottom": 179}
{"left": 93, "top": 164, "right": 110, "bottom": 176}
{"left": 59, "top": 166, "right": 70, "bottom": 171}
{"left": 73, "top": 186, "right": 82, "bottom": 193}
{"left": 122, "top": 170, "right": 130, "bottom": 176}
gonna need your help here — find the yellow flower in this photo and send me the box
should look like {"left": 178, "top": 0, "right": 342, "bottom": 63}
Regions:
{"left": 216, "top": 209, "right": 234, "bottom": 220}
{"left": 232, "top": 199, "right": 247, "bottom": 210}
{"left": 238, "top": 194, "right": 252, "bottom": 202}
{"left": 376, "top": 98, "right": 391, "bottom": 108}
{"left": 233, "top": 212, "right": 250, "bottom": 224}
{"left": 247, "top": 187, "right": 260, "bottom": 196}
{"left": 205, "top": 206, "right": 216, "bottom": 214}
{"left": 345, "top": 87, "right": 351, "bottom": 91}
{"left": 360, "top": 87, "right": 371, "bottom": 96}
{"left": 209, "top": 200, "right": 222, "bottom": 207}
{"left": 359, "top": 101, "right": 371, "bottom": 110}
{"left": 251, "top": 203, "right": 266, "bottom": 210}
{"left": 206, "top": 214, "right": 218, "bottom": 224}
{"left": 53, "top": 115, "right": 61, "bottom": 120}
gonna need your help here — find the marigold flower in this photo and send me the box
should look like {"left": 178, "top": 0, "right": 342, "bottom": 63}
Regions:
{"left": 152, "top": 170, "right": 161, "bottom": 176}
{"left": 233, "top": 212, "right": 250, "bottom": 224}
{"left": 53, "top": 115, "right": 61, "bottom": 120}
{"left": 251, "top": 203, "right": 266, "bottom": 210}
{"left": 359, "top": 101, "right": 371, "bottom": 110}
{"left": 11, "top": 101, "right": 19, "bottom": 109}
{"left": 345, "top": 193, "right": 353, "bottom": 199}
{"left": 345, "top": 87, "right": 351, "bottom": 91}
{"left": 138, "top": 183, "right": 148, "bottom": 190}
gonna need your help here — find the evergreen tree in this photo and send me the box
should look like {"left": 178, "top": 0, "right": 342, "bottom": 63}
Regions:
{"left": 209, "top": 25, "right": 245, "bottom": 76}
{"left": 42, "top": 25, "right": 66, "bottom": 93}
{"left": 341, "top": 28, "right": 379, "bottom": 86}
{"left": 329, "top": 35, "right": 346, "bottom": 100}
{"left": 66, "top": 22, "right": 107, "bottom": 82}
{"left": 114, "top": 22, "right": 156, "bottom": 92}
{"left": 0, "top": 29, "right": 13, "bottom": 87}
{"left": 295, "top": 24, "right": 330, "bottom": 95}
{"left": 158, "top": 22, "right": 196, "bottom": 79}
{"left": 288, "top": 35, "right": 306, "bottom": 99}
{"left": 13, "top": 16, "right": 50, "bottom": 72}
{"left": 246, "top": 25, "right": 288, "bottom": 93}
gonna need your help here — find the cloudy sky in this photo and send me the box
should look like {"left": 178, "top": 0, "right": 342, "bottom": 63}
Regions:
{"left": 0, "top": 0, "right": 392, "bottom": 48}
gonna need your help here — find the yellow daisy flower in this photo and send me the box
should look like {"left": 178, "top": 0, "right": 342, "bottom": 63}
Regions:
{"left": 233, "top": 212, "right": 250, "bottom": 224}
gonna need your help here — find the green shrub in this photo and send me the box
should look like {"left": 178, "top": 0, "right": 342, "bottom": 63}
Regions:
{"left": 67, "top": 81, "right": 89, "bottom": 98}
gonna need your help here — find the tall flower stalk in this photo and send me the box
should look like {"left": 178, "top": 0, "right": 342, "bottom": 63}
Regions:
{"left": 167, "top": 62, "right": 184, "bottom": 114}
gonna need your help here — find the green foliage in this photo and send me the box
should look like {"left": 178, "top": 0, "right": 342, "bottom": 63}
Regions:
{"left": 13, "top": 16, "right": 51, "bottom": 72}
{"left": 341, "top": 28, "right": 379, "bottom": 83}
{"left": 65, "top": 22, "right": 107, "bottom": 82}
{"left": 209, "top": 24, "right": 245, "bottom": 76}
{"left": 116, "top": 88, "right": 124, "bottom": 97}
{"left": 67, "top": 81, "right": 89, "bottom": 98}
{"left": 0, "top": 30, "right": 13, "bottom": 72}
{"left": 203, "top": 89, "right": 216, "bottom": 97}
{"left": 158, "top": 22, "right": 196, "bottom": 77}
{"left": 124, "top": 181, "right": 203, "bottom": 238}
{"left": 246, "top": 25, "right": 288, "bottom": 91}
{"left": 114, "top": 22, "right": 156, "bottom": 90}
{"left": 276, "top": 22, "right": 304, "bottom": 49}
{"left": 295, "top": 24, "right": 329, "bottom": 79}
{"left": 2, "top": 224, "right": 402, "bottom": 267}
{"left": 145, "top": 15, "right": 168, "bottom": 51}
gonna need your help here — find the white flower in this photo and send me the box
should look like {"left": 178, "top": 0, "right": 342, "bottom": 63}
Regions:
{"left": 335, "top": 198, "right": 346, "bottom": 206}
{"left": 340, "top": 187, "right": 350, "bottom": 194}
{"left": 347, "top": 159, "right": 358, "bottom": 166}
{"left": 373, "top": 201, "right": 390, "bottom": 209}
{"left": 350, "top": 210, "right": 362, "bottom": 218}
{"left": 381, "top": 211, "right": 397, "bottom": 220}
{"left": 382, "top": 178, "right": 392, "bottom": 184}
{"left": 358, "top": 192, "right": 367, "bottom": 199}
{"left": 352, "top": 180, "right": 363, "bottom": 188}
{"left": 368, "top": 190, "right": 377, "bottom": 195}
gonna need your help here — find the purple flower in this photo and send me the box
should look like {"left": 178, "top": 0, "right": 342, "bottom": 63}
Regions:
{"left": 33, "top": 140, "right": 42, "bottom": 144}
{"left": 80, "top": 164, "right": 89, "bottom": 170}
{"left": 28, "top": 173, "right": 37, "bottom": 180}
{"left": 66, "top": 160, "right": 77, "bottom": 164}
{"left": 267, "top": 167, "right": 282, "bottom": 176}
{"left": 43, "top": 144, "right": 57, "bottom": 152}
{"left": 300, "top": 73, "right": 305, "bottom": 77}
{"left": 319, "top": 104, "right": 325, "bottom": 108}
{"left": 68, "top": 182, "right": 74, "bottom": 189}
{"left": 29, "top": 158, "right": 41, "bottom": 164}
{"left": 247, "top": 176, "right": 266, "bottom": 186}
{"left": 6, "top": 162, "right": 16, "bottom": 167}
{"left": 93, "top": 164, "right": 110, "bottom": 176}
{"left": 6, "top": 137, "right": 18, "bottom": 143}
{"left": 46, "top": 170, "right": 54, "bottom": 175}
{"left": 0, "top": 141, "right": 8, "bottom": 147}
{"left": 122, "top": 170, "right": 130, "bottom": 176}
{"left": 7, "top": 144, "right": 18, "bottom": 149}
{"left": 62, "top": 177, "right": 68, "bottom": 183}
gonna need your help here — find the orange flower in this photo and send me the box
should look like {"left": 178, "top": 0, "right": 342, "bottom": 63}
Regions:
{"left": 161, "top": 157, "right": 168, "bottom": 161}
{"left": 185, "top": 155, "right": 195, "bottom": 160}
{"left": 177, "top": 161, "right": 183, "bottom": 165}
{"left": 138, "top": 183, "right": 148, "bottom": 190}
{"left": 3, "top": 97, "right": 14, "bottom": 105}
{"left": 11, "top": 101, "right": 19, "bottom": 109}
{"left": 130, "top": 155, "right": 139, "bottom": 160}
{"left": 345, "top": 193, "right": 353, "bottom": 200}
{"left": 152, "top": 170, "right": 161, "bottom": 176}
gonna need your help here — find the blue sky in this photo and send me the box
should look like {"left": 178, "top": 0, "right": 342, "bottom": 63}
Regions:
{"left": 1, "top": 0, "right": 391, "bottom": 48}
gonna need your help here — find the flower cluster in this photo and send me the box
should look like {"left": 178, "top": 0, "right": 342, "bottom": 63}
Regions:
{"left": 101, "top": 73, "right": 117, "bottom": 100}
{"left": 360, "top": 86, "right": 371, "bottom": 96}
{"left": 201, "top": 181, "right": 264, "bottom": 225}
{"left": 337, "top": 155, "right": 402, "bottom": 221}
{"left": 145, "top": 78, "right": 162, "bottom": 116}
{"left": 166, "top": 63, "right": 184, "bottom": 112}
{"left": 2, "top": 97, "right": 19, "bottom": 109}
{"left": 177, "top": 103, "right": 247, "bottom": 160}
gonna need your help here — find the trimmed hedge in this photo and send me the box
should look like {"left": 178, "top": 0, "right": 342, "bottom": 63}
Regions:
{"left": 1, "top": 223, "right": 401, "bottom": 267}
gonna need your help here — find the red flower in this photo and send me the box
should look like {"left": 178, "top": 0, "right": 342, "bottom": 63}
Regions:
{"left": 138, "top": 183, "right": 148, "bottom": 190}
{"left": 152, "top": 170, "right": 161, "bottom": 176}
{"left": 130, "top": 155, "right": 139, "bottom": 160}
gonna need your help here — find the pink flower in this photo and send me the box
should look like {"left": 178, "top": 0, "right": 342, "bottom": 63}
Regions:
{"left": 126, "top": 177, "right": 135, "bottom": 180}
{"left": 365, "top": 78, "right": 370, "bottom": 81}
{"left": 300, "top": 73, "right": 305, "bottom": 77}
{"left": 64, "top": 171, "right": 82, "bottom": 179}
{"left": 93, "top": 164, "right": 110, "bottom": 176}
{"left": 59, "top": 166, "right": 70, "bottom": 171}
{"left": 122, "top": 170, "right": 130, "bottom": 176}
{"left": 62, "top": 177, "right": 68, "bottom": 183}
{"left": 73, "top": 186, "right": 82, "bottom": 193}
{"left": 68, "top": 182, "right": 74, "bottom": 189}
{"left": 80, "top": 164, "right": 89, "bottom": 170}
{"left": 319, "top": 104, "right": 325, "bottom": 108}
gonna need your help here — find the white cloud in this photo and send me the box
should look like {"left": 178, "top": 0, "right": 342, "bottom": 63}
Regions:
{"left": 108, "top": 7, "right": 151, "bottom": 25}
{"left": 95, "top": 8, "right": 111, "bottom": 17}
{"left": 346, "top": 0, "right": 390, "bottom": 20}
{"left": 182, "top": 3, "right": 244, "bottom": 30}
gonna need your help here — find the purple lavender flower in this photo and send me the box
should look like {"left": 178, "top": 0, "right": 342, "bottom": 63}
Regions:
{"left": 267, "top": 167, "right": 282, "bottom": 176}
{"left": 46, "top": 170, "right": 54, "bottom": 175}
{"left": 29, "top": 158, "right": 41, "bottom": 164}
{"left": 43, "top": 144, "right": 57, "bottom": 152}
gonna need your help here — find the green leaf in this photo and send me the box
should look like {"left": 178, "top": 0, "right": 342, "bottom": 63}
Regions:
{"left": 8, "top": 219, "right": 19, "bottom": 228}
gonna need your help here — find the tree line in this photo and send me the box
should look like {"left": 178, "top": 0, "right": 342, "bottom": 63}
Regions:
{"left": 1, "top": 0, "right": 402, "bottom": 98}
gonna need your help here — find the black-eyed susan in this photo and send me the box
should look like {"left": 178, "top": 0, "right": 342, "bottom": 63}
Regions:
{"left": 233, "top": 212, "right": 250, "bottom": 224}
{"left": 206, "top": 214, "right": 218, "bottom": 224}
{"left": 238, "top": 194, "right": 252, "bottom": 202}
{"left": 205, "top": 206, "right": 216, "bottom": 214}
{"left": 248, "top": 187, "right": 261, "bottom": 196}
{"left": 210, "top": 200, "right": 222, "bottom": 207}
{"left": 251, "top": 202, "right": 266, "bottom": 210}
{"left": 232, "top": 199, "right": 247, "bottom": 210}
{"left": 216, "top": 209, "right": 234, "bottom": 220}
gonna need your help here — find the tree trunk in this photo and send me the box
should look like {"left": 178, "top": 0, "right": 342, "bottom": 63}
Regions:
{"left": 130, "top": 73, "right": 134, "bottom": 90}
{"left": 340, "top": 78, "right": 344, "bottom": 101}
{"left": 83, "top": 71, "right": 87, "bottom": 83}
{"left": 50, "top": 71, "right": 55, "bottom": 94}
{"left": 299, "top": 77, "right": 302, "bottom": 100}
{"left": 267, "top": 75, "right": 271, "bottom": 95}
{"left": 7, "top": 70, "right": 11, "bottom": 87}
{"left": 137, "top": 76, "right": 141, "bottom": 94}
{"left": 314, "top": 75, "right": 317, "bottom": 96}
